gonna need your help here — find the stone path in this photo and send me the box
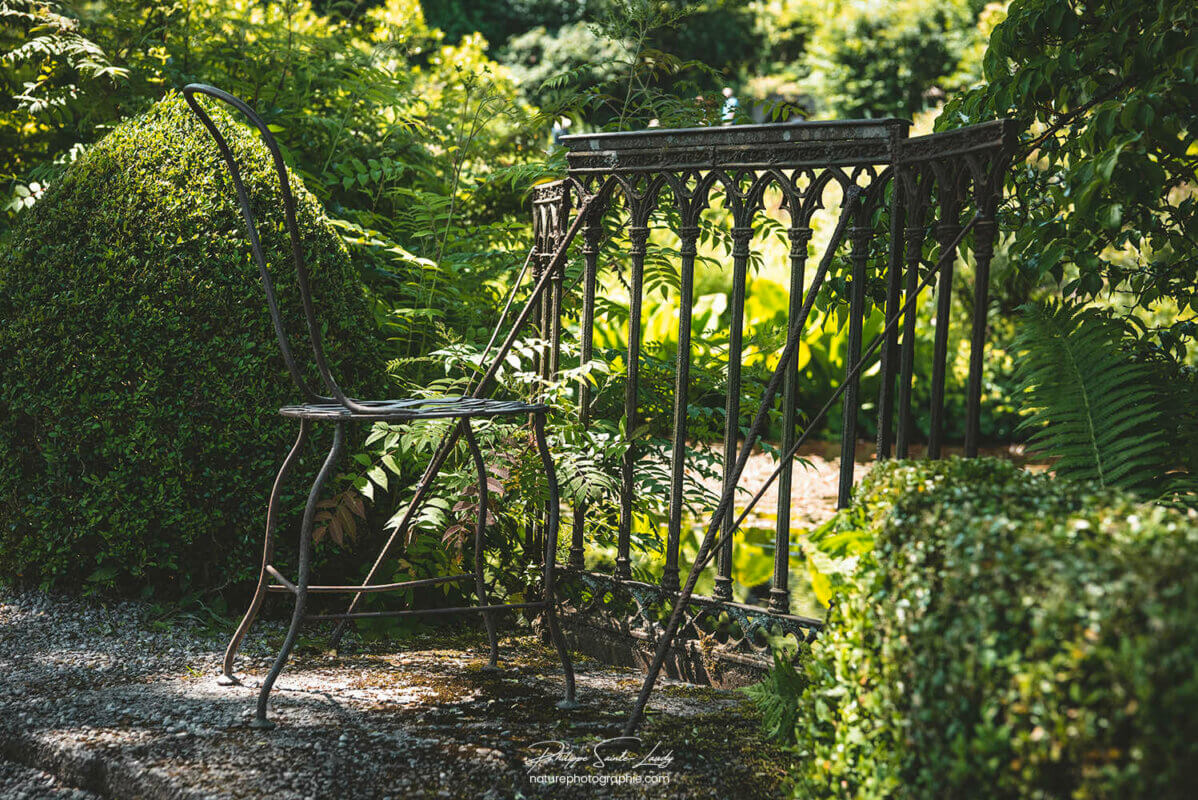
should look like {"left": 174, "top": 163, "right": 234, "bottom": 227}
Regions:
{"left": 0, "top": 589, "right": 788, "bottom": 799}
{"left": 704, "top": 439, "right": 1033, "bottom": 531}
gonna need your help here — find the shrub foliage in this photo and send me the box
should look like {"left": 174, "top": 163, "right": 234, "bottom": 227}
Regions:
{"left": 786, "top": 458, "right": 1198, "bottom": 798}
{"left": 0, "top": 94, "right": 379, "bottom": 595}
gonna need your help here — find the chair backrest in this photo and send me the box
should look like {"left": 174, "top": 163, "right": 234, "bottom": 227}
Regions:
{"left": 183, "top": 83, "right": 362, "bottom": 409}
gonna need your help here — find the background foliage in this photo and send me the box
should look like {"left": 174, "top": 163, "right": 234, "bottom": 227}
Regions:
{"left": 2, "top": 0, "right": 543, "bottom": 363}
{"left": 940, "top": 0, "right": 1198, "bottom": 369}
{"left": 1, "top": 0, "right": 1192, "bottom": 604}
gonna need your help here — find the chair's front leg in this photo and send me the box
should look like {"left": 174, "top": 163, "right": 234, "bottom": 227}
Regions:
{"left": 534, "top": 412, "right": 577, "bottom": 709}
{"left": 251, "top": 420, "right": 346, "bottom": 729}
{"left": 463, "top": 419, "right": 499, "bottom": 668}
{"left": 219, "top": 419, "right": 311, "bottom": 685}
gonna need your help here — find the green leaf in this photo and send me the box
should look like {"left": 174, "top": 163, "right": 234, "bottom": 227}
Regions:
{"left": 367, "top": 465, "right": 389, "bottom": 490}
{"left": 87, "top": 565, "right": 119, "bottom": 583}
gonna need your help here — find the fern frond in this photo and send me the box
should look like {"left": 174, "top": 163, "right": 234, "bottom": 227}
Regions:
{"left": 1014, "top": 300, "right": 1170, "bottom": 494}
{"left": 743, "top": 652, "right": 805, "bottom": 745}
{"left": 557, "top": 451, "right": 620, "bottom": 504}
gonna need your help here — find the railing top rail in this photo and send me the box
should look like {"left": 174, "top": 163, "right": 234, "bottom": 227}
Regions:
{"left": 562, "top": 118, "right": 909, "bottom": 174}
{"left": 900, "top": 118, "right": 1019, "bottom": 162}
{"left": 560, "top": 117, "right": 1014, "bottom": 175}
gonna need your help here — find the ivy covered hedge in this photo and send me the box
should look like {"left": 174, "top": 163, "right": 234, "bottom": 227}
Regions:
{"left": 788, "top": 458, "right": 1198, "bottom": 798}
{"left": 0, "top": 94, "right": 381, "bottom": 596}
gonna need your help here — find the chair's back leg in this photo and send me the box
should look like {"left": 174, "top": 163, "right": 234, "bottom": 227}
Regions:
{"left": 252, "top": 421, "right": 346, "bottom": 729}
{"left": 220, "top": 420, "right": 311, "bottom": 684}
{"left": 534, "top": 412, "right": 577, "bottom": 708}
{"left": 463, "top": 420, "right": 499, "bottom": 667}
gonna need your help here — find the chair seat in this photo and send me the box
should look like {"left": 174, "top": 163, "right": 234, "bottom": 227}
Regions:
{"left": 279, "top": 397, "right": 548, "bottom": 421}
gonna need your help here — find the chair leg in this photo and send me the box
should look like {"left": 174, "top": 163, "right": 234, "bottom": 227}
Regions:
{"left": 462, "top": 420, "right": 500, "bottom": 668}
{"left": 251, "top": 421, "right": 345, "bottom": 730}
{"left": 534, "top": 412, "right": 577, "bottom": 709}
{"left": 219, "top": 420, "right": 311, "bottom": 685}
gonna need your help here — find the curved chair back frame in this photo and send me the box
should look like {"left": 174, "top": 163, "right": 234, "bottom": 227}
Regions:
{"left": 183, "top": 83, "right": 372, "bottom": 411}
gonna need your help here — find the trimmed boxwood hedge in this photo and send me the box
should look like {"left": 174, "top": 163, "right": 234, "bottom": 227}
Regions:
{"left": 792, "top": 458, "right": 1198, "bottom": 798}
{"left": 0, "top": 94, "right": 381, "bottom": 596}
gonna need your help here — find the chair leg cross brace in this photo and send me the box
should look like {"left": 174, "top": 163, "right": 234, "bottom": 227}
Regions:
{"left": 218, "top": 413, "right": 576, "bottom": 728}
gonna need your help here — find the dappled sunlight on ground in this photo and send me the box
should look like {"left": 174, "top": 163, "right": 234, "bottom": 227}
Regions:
{"left": 0, "top": 588, "right": 789, "bottom": 799}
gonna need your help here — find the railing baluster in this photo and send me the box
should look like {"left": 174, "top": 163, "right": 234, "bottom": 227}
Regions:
{"left": 895, "top": 250, "right": 920, "bottom": 459}
{"left": 534, "top": 250, "right": 551, "bottom": 567}
{"left": 526, "top": 231, "right": 546, "bottom": 565}
{"left": 715, "top": 223, "right": 753, "bottom": 601}
{"left": 963, "top": 219, "right": 995, "bottom": 458}
{"left": 875, "top": 170, "right": 905, "bottom": 459}
{"left": 570, "top": 214, "right": 603, "bottom": 570}
{"left": 770, "top": 215, "right": 811, "bottom": 615}
{"left": 837, "top": 193, "right": 871, "bottom": 508}
{"left": 532, "top": 225, "right": 554, "bottom": 566}
{"left": 895, "top": 173, "right": 929, "bottom": 459}
{"left": 617, "top": 222, "right": 649, "bottom": 581}
{"left": 665, "top": 222, "right": 700, "bottom": 593}
{"left": 927, "top": 177, "right": 962, "bottom": 460}
{"left": 539, "top": 245, "right": 552, "bottom": 389}
{"left": 550, "top": 260, "right": 564, "bottom": 378}
{"left": 544, "top": 191, "right": 570, "bottom": 567}
{"left": 964, "top": 172, "right": 1001, "bottom": 457}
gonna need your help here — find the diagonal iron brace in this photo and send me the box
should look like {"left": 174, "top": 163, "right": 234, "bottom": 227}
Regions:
{"left": 622, "top": 200, "right": 983, "bottom": 735}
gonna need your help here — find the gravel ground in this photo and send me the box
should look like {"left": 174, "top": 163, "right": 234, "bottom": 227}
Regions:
{"left": 0, "top": 758, "right": 102, "bottom": 800}
{"left": 0, "top": 588, "right": 788, "bottom": 799}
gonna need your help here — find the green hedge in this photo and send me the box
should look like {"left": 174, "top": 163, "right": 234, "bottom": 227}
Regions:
{"left": 788, "top": 458, "right": 1198, "bottom": 798}
{"left": 0, "top": 94, "right": 381, "bottom": 596}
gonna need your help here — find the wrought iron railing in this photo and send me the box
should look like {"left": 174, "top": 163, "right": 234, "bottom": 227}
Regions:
{"left": 529, "top": 117, "right": 1015, "bottom": 684}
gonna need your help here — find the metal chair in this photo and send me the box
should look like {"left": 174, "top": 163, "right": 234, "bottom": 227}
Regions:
{"left": 182, "top": 84, "right": 576, "bottom": 729}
